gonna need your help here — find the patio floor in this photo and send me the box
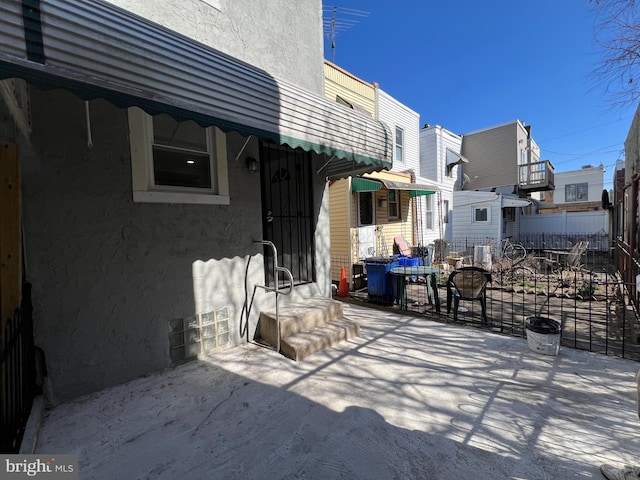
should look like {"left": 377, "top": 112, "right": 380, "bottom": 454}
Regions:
{"left": 34, "top": 301, "right": 640, "bottom": 479}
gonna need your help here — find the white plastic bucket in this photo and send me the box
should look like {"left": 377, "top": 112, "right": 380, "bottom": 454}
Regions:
{"left": 525, "top": 317, "right": 561, "bottom": 356}
{"left": 474, "top": 245, "right": 492, "bottom": 270}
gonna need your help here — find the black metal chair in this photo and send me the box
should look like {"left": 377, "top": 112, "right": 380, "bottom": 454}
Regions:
{"left": 446, "top": 266, "right": 492, "bottom": 324}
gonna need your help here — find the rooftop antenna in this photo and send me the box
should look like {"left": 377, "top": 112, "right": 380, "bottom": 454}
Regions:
{"left": 322, "top": 5, "right": 369, "bottom": 63}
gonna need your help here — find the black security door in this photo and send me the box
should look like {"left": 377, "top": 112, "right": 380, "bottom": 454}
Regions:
{"left": 260, "top": 142, "right": 315, "bottom": 287}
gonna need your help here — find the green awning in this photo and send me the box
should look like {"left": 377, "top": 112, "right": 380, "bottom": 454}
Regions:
{"left": 351, "top": 177, "right": 383, "bottom": 192}
{"left": 351, "top": 177, "right": 439, "bottom": 196}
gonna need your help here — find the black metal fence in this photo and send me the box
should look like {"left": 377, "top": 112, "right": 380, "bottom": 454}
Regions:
{"left": 1, "top": 283, "right": 36, "bottom": 453}
{"left": 335, "top": 233, "right": 640, "bottom": 362}
{"left": 616, "top": 239, "right": 640, "bottom": 315}
{"left": 446, "top": 232, "right": 610, "bottom": 260}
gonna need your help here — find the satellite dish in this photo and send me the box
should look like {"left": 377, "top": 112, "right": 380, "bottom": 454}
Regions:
{"left": 601, "top": 189, "right": 610, "bottom": 209}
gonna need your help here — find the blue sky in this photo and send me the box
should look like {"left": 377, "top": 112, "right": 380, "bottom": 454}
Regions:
{"left": 323, "top": 1, "right": 636, "bottom": 190}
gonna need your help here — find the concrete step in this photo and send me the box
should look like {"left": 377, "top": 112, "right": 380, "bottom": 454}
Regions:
{"left": 258, "top": 296, "right": 359, "bottom": 361}
{"left": 259, "top": 297, "right": 344, "bottom": 348}
{"left": 280, "top": 318, "right": 360, "bottom": 361}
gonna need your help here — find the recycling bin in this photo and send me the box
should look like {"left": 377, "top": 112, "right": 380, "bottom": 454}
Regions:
{"left": 365, "top": 257, "right": 400, "bottom": 304}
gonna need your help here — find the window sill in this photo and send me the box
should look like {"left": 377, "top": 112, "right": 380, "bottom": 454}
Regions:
{"left": 133, "top": 191, "right": 230, "bottom": 205}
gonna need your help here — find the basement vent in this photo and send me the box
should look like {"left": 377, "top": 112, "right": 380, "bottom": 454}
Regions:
{"left": 169, "top": 308, "right": 230, "bottom": 364}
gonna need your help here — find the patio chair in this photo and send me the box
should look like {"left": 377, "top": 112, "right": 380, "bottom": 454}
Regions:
{"left": 446, "top": 266, "right": 492, "bottom": 324}
{"left": 566, "top": 240, "right": 589, "bottom": 270}
{"left": 543, "top": 240, "right": 589, "bottom": 272}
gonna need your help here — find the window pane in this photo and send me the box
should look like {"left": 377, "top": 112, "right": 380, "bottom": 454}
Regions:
{"left": 153, "top": 114, "right": 207, "bottom": 151}
{"left": 395, "top": 127, "right": 403, "bottom": 145}
{"left": 475, "top": 208, "right": 488, "bottom": 222}
{"left": 388, "top": 190, "right": 399, "bottom": 219}
{"left": 153, "top": 147, "right": 211, "bottom": 188}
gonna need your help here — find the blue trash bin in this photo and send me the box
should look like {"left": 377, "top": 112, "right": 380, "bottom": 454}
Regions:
{"left": 365, "top": 257, "right": 400, "bottom": 304}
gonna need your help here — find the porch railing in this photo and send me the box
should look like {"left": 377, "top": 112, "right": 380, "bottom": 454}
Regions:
{"left": 1, "top": 283, "right": 36, "bottom": 453}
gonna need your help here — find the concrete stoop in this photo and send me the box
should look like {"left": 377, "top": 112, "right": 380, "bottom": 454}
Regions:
{"left": 259, "top": 297, "right": 360, "bottom": 361}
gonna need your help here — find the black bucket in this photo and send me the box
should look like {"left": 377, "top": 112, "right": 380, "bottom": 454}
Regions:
{"left": 525, "top": 316, "right": 560, "bottom": 335}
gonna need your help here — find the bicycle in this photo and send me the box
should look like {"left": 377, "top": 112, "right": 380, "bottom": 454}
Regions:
{"left": 487, "top": 237, "right": 530, "bottom": 288}
{"left": 501, "top": 236, "right": 527, "bottom": 261}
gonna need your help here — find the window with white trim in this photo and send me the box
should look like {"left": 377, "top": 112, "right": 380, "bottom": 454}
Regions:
{"left": 425, "top": 194, "right": 434, "bottom": 230}
{"left": 128, "top": 107, "right": 229, "bottom": 204}
{"left": 395, "top": 126, "right": 404, "bottom": 163}
{"left": 473, "top": 206, "right": 490, "bottom": 223}
{"left": 388, "top": 190, "right": 399, "bottom": 219}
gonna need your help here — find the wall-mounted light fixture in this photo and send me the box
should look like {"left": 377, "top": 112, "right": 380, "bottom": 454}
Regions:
{"left": 246, "top": 156, "right": 259, "bottom": 173}
{"left": 378, "top": 198, "right": 387, "bottom": 208}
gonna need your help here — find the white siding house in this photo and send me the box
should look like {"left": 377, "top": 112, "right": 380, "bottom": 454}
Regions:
{"left": 452, "top": 191, "right": 530, "bottom": 252}
{"left": 377, "top": 90, "right": 446, "bottom": 245}
{"left": 378, "top": 89, "right": 420, "bottom": 173}
{"left": 419, "top": 125, "right": 465, "bottom": 243}
{"left": 547, "top": 165, "right": 604, "bottom": 206}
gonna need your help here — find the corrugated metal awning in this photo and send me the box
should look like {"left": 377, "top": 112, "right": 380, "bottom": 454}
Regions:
{"left": 502, "top": 197, "right": 531, "bottom": 208}
{"left": 0, "top": 0, "right": 392, "bottom": 178}
{"left": 376, "top": 179, "right": 439, "bottom": 197}
{"left": 351, "top": 177, "right": 439, "bottom": 197}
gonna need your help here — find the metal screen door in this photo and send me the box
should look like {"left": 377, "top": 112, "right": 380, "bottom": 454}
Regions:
{"left": 260, "top": 142, "right": 315, "bottom": 287}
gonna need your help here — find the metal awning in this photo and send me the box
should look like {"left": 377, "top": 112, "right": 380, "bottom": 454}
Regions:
{"left": 446, "top": 148, "right": 470, "bottom": 166}
{"left": 351, "top": 177, "right": 439, "bottom": 197}
{"left": 376, "top": 179, "right": 440, "bottom": 197}
{"left": 0, "top": 0, "right": 392, "bottom": 178}
{"left": 502, "top": 197, "right": 531, "bottom": 208}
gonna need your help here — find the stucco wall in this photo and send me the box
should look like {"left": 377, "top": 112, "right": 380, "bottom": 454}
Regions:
{"left": 104, "top": 0, "right": 325, "bottom": 95}
{"left": 21, "top": 88, "right": 329, "bottom": 403}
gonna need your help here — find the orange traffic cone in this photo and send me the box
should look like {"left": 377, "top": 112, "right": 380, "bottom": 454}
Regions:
{"left": 338, "top": 266, "right": 349, "bottom": 297}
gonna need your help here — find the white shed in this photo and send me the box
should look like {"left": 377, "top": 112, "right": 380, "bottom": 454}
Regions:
{"left": 452, "top": 191, "right": 530, "bottom": 246}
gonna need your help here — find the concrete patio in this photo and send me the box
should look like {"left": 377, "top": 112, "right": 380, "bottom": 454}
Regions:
{"left": 33, "top": 301, "right": 640, "bottom": 479}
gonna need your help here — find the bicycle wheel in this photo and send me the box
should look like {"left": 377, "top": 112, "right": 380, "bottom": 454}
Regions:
{"left": 502, "top": 265, "right": 536, "bottom": 290}
{"left": 504, "top": 243, "right": 526, "bottom": 261}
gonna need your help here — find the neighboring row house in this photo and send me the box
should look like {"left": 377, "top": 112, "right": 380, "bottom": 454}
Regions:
{"left": 325, "top": 61, "right": 438, "bottom": 287}
{"left": 535, "top": 164, "right": 605, "bottom": 214}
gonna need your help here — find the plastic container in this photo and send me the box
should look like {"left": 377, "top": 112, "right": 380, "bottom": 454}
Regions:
{"left": 525, "top": 317, "right": 561, "bottom": 356}
{"left": 365, "top": 257, "right": 400, "bottom": 304}
{"left": 474, "top": 245, "right": 492, "bottom": 270}
{"left": 398, "top": 256, "right": 423, "bottom": 267}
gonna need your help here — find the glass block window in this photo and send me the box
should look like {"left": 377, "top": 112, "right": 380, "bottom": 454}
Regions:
{"left": 169, "top": 308, "right": 231, "bottom": 364}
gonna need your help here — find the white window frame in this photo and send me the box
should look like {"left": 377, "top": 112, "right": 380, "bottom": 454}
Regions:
{"left": 425, "top": 194, "right": 434, "bottom": 230}
{"left": 442, "top": 199, "right": 449, "bottom": 224}
{"left": 387, "top": 189, "right": 399, "bottom": 220}
{"left": 472, "top": 206, "right": 490, "bottom": 223}
{"left": 395, "top": 126, "right": 404, "bottom": 163}
{"left": 358, "top": 191, "right": 375, "bottom": 226}
{"left": 128, "top": 107, "right": 229, "bottom": 205}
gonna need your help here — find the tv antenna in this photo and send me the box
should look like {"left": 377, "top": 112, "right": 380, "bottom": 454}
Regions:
{"left": 322, "top": 5, "right": 369, "bottom": 63}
